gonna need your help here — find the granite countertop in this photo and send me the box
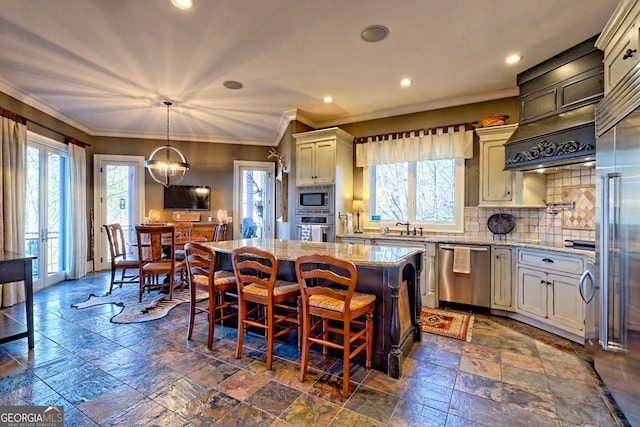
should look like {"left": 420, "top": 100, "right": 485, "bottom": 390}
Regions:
{"left": 203, "top": 238, "right": 423, "bottom": 267}
{"left": 337, "top": 232, "right": 595, "bottom": 258}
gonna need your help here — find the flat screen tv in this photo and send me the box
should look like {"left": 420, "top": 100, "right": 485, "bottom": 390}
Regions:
{"left": 163, "top": 185, "right": 210, "bottom": 210}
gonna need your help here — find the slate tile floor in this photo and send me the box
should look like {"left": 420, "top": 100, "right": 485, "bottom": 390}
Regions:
{"left": 0, "top": 272, "right": 625, "bottom": 426}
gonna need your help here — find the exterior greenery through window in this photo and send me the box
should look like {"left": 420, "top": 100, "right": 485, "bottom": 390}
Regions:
{"left": 370, "top": 158, "right": 464, "bottom": 232}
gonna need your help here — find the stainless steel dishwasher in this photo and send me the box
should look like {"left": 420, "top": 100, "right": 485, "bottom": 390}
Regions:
{"left": 438, "top": 244, "right": 491, "bottom": 308}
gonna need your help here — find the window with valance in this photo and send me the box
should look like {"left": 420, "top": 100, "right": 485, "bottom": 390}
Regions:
{"left": 356, "top": 124, "right": 473, "bottom": 233}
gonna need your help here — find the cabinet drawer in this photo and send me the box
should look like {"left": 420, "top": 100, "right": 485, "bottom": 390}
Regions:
{"left": 517, "top": 249, "right": 584, "bottom": 275}
{"left": 604, "top": 22, "right": 640, "bottom": 92}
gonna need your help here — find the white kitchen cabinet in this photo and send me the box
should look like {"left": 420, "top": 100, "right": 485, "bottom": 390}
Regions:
{"left": 596, "top": 0, "right": 640, "bottom": 94}
{"left": 294, "top": 127, "right": 353, "bottom": 186}
{"left": 491, "top": 246, "right": 514, "bottom": 311}
{"left": 516, "top": 248, "right": 585, "bottom": 336}
{"left": 373, "top": 239, "right": 437, "bottom": 308}
{"left": 476, "top": 125, "right": 546, "bottom": 208}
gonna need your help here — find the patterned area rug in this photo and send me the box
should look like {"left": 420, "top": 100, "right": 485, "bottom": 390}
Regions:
{"left": 72, "top": 287, "right": 208, "bottom": 324}
{"left": 420, "top": 308, "right": 473, "bottom": 341}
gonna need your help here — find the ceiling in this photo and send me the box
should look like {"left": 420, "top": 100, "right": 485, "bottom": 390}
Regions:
{"left": 0, "top": 0, "right": 620, "bottom": 146}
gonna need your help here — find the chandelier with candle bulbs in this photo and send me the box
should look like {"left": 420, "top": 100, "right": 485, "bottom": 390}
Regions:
{"left": 145, "top": 101, "right": 190, "bottom": 187}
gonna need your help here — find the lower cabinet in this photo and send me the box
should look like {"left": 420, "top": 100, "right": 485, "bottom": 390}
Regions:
{"left": 491, "top": 246, "right": 514, "bottom": 311}
{"left": 516, "top": 248, "right": 585, "bottom": 336}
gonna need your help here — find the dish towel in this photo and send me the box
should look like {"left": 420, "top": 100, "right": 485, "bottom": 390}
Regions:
{"left": 310, "top": 225, "right": 324, "bottom": 242}
{"left": 453, "top": 246, "right": 471, "bottom": 274}
{"left": 299, "top": 225, "right": 311, "bottom": 241}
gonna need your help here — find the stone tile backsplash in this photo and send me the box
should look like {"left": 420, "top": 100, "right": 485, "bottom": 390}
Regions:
{"left": 423, "top": 168, "right": 596, "bottom": 247}
{"left": 363, "top": 168, "right": 597, "bottom": 247}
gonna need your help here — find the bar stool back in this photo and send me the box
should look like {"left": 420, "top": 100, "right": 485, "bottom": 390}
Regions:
{"left": 295, "top": 253, "right": 376, "bottom": 396}
{"left": 232, "top": 246, "right": 300, "bottom": 370}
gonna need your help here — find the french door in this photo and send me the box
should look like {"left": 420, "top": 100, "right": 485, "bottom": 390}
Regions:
{"left": 233, "top": 161, "right": 275, "bottom": 239}
{"left": 93, "top": 155, "right": 145, "bottom": 272}
{"left": 25, "top": 133, "right": 68, "bottom": 292}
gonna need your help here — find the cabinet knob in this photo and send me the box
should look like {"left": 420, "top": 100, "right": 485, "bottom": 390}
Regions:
{"left": 540, "top": 279, "right": 546, "bottom": 284}
{"left": 542, "top": 258, "right": 554, "bottom": 263}
{"left": 623, "top": 48, "right": 637, "bottom": 60}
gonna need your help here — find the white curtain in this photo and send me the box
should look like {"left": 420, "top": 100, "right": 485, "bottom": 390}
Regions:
{"left": 0, "top": 116, "right": 27, "bottom": 307}
{"left": 66, "top": 143, "right": 87, "bottom": 279}
{"left": 356, "top": 127, "right": 473, "bottom": 166}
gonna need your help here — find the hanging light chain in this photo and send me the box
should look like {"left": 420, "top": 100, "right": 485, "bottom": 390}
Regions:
{"left": 165, "top": 100, "right": 172, "bottom": 148}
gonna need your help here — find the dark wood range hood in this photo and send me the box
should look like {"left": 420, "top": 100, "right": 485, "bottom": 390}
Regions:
{"left": 504, "top": 35, "right": 604, "bottom": 171}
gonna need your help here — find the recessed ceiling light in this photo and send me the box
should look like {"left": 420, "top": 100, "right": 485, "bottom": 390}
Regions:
{"left": 400, "top": 78, "right": 413, "bottom": 87}
{"left": 505, "top": 54, "right": 523, "bottom": 64}
{"left": 223, "top": 80, "right": 243, "bottom": 90}
{"left": 171, "top": 0, "right": 194, "bottom": 9}
{"left": 323, "top": 96, "right": 333, "bottom": 103}
{"left": 361, "top": 25, "right": 389, "bottom": 43}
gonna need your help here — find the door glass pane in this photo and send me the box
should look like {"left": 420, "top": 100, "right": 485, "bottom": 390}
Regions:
{"left": 25, "top": 146, "right": 41, "bottom": 280}
{"left": 47, "top": 152, "right": 65, "bottom": 275}
{"left": 240, "top": 169, "right": 266, "bottom": 238}
{"left": 105, "top": 165, "right": 137, "bottom": 257}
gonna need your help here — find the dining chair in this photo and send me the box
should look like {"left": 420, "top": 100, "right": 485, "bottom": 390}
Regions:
{"left": 185, "top": 242, "right": 237, "bottom": 349}
{"left": 191, "top": 222, "right": 216, "bottom": 243}
{"left": 213, "top": 222, "right": 228, "bottom": 242}
{"left": 168, "top": 221, "right": 193, "bottom": 250}
{"left": 231, "top": 245, "right": 300, "bottom": 370}
{"left": 103, "top": 223, "right": 139, "bottom": 294}
{"left": 135, "top": 225, "right": 186, "bottom": 302}
{"left": 295, "top": 254, "right": 376, "bottom": 397}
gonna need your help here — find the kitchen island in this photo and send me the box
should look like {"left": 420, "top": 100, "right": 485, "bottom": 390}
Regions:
{"left": 204, "top": 238, "right": 423, "bottom": 378}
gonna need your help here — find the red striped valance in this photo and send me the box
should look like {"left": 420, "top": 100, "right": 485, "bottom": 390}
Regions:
{"left": 354, "top": 122, "right": 475, "bottom": 144}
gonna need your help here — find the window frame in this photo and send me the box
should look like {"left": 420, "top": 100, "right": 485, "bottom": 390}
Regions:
{"left": 366, "top": 158, "right": 465, "bottom": 233}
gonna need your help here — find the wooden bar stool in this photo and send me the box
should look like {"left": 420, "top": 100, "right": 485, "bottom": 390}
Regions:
{"left": 231, "top": 246, "right": 300, "bottom": 370}
{"left": 185, "top": 242, "right": 237, "bottom": 349}
{"left": 295, "top": 254, "right": 376, "bottom": 397}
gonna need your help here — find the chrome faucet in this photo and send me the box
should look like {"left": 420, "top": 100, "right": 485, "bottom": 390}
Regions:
{"left": 396, "top": 222, "right": 410, "bottom": 235}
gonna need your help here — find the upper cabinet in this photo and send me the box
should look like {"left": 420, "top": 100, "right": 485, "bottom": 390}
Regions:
{"left": 476, "top": 125, "right": 546, "bottom": 207}
{"left": 597, "top": 0, "right": 640, "bottom": 95}
{"left": 293, "top": 127, "right": 353, "bottom": 186}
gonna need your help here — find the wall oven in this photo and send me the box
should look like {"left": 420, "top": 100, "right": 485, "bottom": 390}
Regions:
{"left": 295, "top": 214, "right": 334, "bottom": 242}
{"left": 296, "top": 186, "right": 333, "bottom": 214}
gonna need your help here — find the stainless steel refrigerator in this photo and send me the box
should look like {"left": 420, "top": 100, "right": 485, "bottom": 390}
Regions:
{"left": 582, "top": 106, "right": 640, "bottom": 425}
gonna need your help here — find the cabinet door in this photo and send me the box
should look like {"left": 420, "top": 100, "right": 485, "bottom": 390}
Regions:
{"left": 548, "top": 273, "right": 585, "bottom": 333}
{"left": 313, "top": 140, "right": 336, "bottom": 185}
{"left": 604, "top": 23, "right": 640, "bottom": 93}
{"left": 296, "top": 142, "right": 315, "bottom": 185}
{"left": 481, "top": 140, "right": 513, "bottom": 203}
{"left": 492, "top": 247, "right": 514, "bottom": 310}
{"left": 517, "top": 267, "right": 547, "bottom": 318}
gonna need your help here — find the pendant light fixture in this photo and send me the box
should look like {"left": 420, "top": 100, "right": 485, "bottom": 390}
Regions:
{"left": 145, "top": 101, "right": 190, "bottom": 188}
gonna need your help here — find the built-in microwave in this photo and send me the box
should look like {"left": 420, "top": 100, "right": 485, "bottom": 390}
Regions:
{"left": 296, "top": 186, "right": 333, "bottom": 213}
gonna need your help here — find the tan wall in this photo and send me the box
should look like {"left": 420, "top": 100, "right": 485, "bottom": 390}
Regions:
{"left": 3, "top": 90, "right": 518, "bottom": 240}
{"left": 339, "top": 97, "right": 518, "bottom": 207}
{"left": 89, "top": 136, "right": 271, "bottom": 223}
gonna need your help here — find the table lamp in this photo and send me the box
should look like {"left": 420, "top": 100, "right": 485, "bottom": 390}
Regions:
{"left": 217, "top": 209, "right": 228, "bottom": 223}
{"left": 352, "top": 199, "right": 363, "bottom": 234}
{"left": 148, "top": 209, "right": 160, "bottom": 223}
